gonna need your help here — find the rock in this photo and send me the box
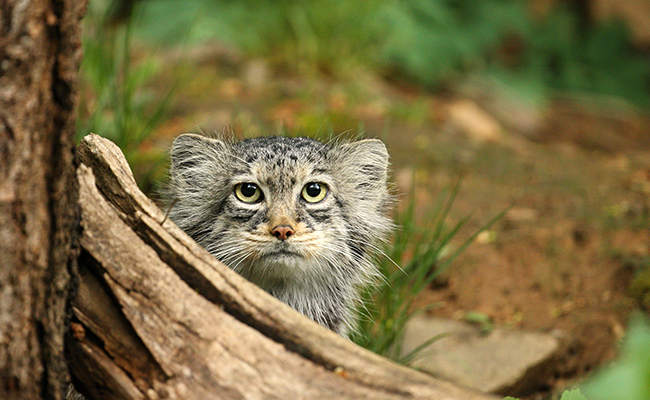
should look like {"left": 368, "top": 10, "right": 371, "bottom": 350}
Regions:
{"left": 447, "top": 100, "right": 503, "bottom": 144}
{"left": 505, "top": 207, "right": 539, "bottom": 224}
{"left": 401, "top": 315, "right": 565, "bottom": 397}
{"left": 456, "top": 78, "right": 546, "bottom": 138}
{"left": 242, "top": 59, "right": 270, "bottom": 92}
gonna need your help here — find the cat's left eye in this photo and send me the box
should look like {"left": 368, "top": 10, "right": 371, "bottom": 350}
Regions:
{"left": 301, "top": 182, "right": 327, "bottom": 203}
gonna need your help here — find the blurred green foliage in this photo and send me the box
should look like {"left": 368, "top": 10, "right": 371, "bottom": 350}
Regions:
{"left": 136, "top": 0, "right": 382, "bottom": 75}
{"left": 129, "top": 0, "right": 650, "bottom": 108}
{"left": 383, "top": 1, "right": 650, "bottom": 107}
{"left": 78, "top": 4, "right": 176, "bottom": 194}
{"left": 381, "top": 0, "right": 531, "bottom": 87}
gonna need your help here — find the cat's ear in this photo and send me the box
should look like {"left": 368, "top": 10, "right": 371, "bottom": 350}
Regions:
{"left": 169, "top": 133, "right": 226, "bottom": 173}
{"left": 339, "top": 139, "right": 389, "bottom": 183}
{"left": 170, "top": 133, "right": 227, "bottom": 183}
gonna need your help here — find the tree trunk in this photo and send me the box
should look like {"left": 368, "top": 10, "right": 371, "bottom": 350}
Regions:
{"left": 0, "top": 1, "right": 86, "bottom": 399}
{"left": 68, "top": 133, "right": 498, "bottom": 400}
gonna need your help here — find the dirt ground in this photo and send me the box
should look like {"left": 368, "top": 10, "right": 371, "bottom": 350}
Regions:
{"left": 370, "top": 97, "right": 649, "bottom": 394}
{"left": 148, "top": 48, "right": 650, "bottom": 398}
{"left": 398, "top": 125, "right": 649, "bottom": 397}
{"left": 388, "top": 103, "right": 650, "bottom": 397}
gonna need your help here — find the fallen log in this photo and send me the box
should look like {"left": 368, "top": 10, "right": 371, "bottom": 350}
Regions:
{"left": 68, "top": 133, "right": 498, "bottom": 400}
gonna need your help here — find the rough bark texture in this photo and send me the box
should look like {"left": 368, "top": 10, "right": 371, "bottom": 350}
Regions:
{"left": 0, "top": 1, "right": 86, "bottom": 399}
{"left": 69, "top": 133, "right": 498, "bottom": 400}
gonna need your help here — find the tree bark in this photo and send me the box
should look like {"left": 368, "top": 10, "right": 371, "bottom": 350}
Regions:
{"left": 69, "top": 133, "right": 498, "bottom": 400}
{"left": 0, "top": 1, "right": 86, "bottom": 399}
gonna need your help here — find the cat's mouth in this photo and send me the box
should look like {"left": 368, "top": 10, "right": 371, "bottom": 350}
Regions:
{"left": 260, "top": 241, "right": 304, "bottom": 259}
{"left": 263, "top": 249, "right": 302, "bottom": 258}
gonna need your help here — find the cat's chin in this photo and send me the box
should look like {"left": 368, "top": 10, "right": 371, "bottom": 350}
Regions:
{"left": 252, "top": 250, "right": 323, "bottom": 283}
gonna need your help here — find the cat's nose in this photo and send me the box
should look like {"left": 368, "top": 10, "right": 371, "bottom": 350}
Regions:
{"left": 271, "top": 225, "right": 294, "bottom": 240}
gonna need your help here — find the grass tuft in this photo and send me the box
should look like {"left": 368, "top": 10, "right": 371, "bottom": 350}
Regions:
{"left": 353, "top": 179, "right": 505, "bottom": 362}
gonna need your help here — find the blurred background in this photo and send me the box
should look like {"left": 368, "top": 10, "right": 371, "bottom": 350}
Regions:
{"left": 77, "top": 1, "right": 650, "bottom": 399}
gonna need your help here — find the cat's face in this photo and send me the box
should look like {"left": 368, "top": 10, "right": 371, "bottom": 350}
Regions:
{"left": 167, "top": 135, "right": 392, "bottom": 290}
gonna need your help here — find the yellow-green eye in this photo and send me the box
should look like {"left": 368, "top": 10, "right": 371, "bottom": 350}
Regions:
{"left": 235, "top": 183, "right": 262, "bottom": 203}
{"left": 301, "top": 182, "right": 327, "bottom": 203}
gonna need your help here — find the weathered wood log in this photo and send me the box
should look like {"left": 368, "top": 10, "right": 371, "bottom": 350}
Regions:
{"left": 68, "top": 133, "right": 498, "bottom": 400}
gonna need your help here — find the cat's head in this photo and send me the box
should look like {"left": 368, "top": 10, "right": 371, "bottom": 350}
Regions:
{"left": 166, "top": 134, "right": 392, "bottom": 290}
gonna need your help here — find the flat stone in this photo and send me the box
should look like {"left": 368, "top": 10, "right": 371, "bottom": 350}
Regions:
{"left": 447, "top": 100, "right": 504, "bottom": 144}
{"left": 401, "top": 315, "right": 564, "bottom": 396}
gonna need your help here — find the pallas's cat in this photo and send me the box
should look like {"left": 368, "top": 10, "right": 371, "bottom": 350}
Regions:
{"left": 166, "top": 134, "right": 392, "bottom": 336}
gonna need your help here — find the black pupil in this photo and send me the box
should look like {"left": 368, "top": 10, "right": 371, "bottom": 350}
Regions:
{"left": 306, "top": 183, "right": 321, "bottom": 198}
{"left": 241, "top": 183, "right": 257, "bottom": 198}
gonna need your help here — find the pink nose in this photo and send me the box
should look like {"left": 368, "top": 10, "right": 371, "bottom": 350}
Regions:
{"left": 271, "top": 225, "right": 294, "bottom": 240}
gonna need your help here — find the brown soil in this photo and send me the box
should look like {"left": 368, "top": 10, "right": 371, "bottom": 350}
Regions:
{"left": 397, "top": 131, "right": 646, "bottom": 397}
{"left": 381, "top": 103, "right": 650, "bottom": 397}
{"left": 149, "top": 48, "right": 650, "bottom": 398}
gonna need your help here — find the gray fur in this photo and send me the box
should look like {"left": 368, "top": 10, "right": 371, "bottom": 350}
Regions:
{"left": 165, "top": 134, "right": 392, "bottom": 336}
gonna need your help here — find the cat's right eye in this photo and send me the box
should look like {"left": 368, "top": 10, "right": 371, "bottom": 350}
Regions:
{"left": 234, "top": 183, "right": 263, "bottom": 203}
